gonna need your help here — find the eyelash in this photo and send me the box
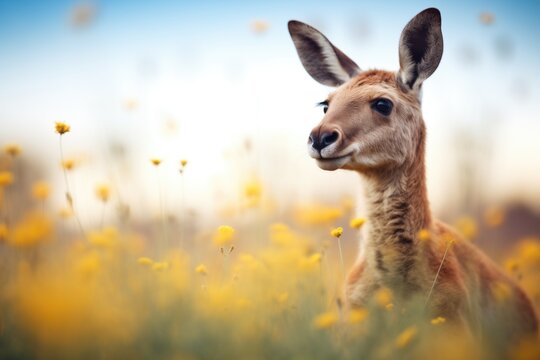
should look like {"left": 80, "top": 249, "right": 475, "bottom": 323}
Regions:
{"left": 317, "top": 100, "right": 329, "bottom": 114}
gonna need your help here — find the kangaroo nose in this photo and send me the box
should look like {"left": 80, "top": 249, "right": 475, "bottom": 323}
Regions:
{"left": 309, "top": 130, "right": 340, "bottom": 151}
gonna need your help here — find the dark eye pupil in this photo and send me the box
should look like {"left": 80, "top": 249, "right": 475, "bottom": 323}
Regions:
{"left": 323, "top": 106, "right": 328, "bottom": 114}
{"left": 373, "top": 99, "right": 393, "bottom": 116}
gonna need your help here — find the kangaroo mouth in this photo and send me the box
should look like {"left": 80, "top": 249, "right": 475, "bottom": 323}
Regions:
{"left": 315, "top": 153, "right": 352, "bottom": 171}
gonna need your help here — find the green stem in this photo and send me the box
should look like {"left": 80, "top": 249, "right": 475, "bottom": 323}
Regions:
{"left": 156, "top": 167, "right": 167, "bottom": 256}
{"left": 424, "top": 240, "right": 453, "bottom": 307}
{"left": 337, "top": 238, "right": 345, "bottom": 279}
{"left": 59, "top": 136, "right": 86, "bottom": 240}
{"left": 180, "top": 173, "right": 185, "bottom": 248}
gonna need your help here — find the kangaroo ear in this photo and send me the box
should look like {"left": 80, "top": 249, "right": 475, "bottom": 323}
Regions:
{"left": 288, "top": 20, "right": 361, "bottom": 87}
{"left": 397, "top": 8, "right": 443, "bottom": 92}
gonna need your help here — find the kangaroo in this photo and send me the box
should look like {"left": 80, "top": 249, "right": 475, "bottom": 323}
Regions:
{"left": 288, "top": 8, "right": 537, "bottom": 343}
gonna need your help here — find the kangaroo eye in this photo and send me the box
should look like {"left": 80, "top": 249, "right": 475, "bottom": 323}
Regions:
{"left": 371, "top": 98, "right": 393, "bottom": 116}
{"left": 317, "top": 100, "right": 329, "bottom": 114}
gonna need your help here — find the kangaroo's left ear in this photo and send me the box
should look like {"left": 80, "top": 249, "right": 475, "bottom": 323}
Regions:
{"left": 397, "top": 8, "right": 443, "bottom": 92}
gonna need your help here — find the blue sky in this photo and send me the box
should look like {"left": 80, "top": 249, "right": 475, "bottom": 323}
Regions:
{"left": 1, "top": 1, "right": 539, "bottom": 59}
{"left": 1, "top": 0, "right": 539, "bottom": 219}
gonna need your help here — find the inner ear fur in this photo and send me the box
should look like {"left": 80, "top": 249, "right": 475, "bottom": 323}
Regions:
{"left": 288, "top": 20, "right": 361, "bottom": 87}
{"left": 397, "top": 8, "right": 443, "bottom": 91}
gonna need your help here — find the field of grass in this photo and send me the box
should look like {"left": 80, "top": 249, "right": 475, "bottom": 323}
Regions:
{"left": 0, "top": 124, "right": 539, "bottom": 359}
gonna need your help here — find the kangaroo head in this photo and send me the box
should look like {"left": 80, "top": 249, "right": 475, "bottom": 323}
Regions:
{"left": 288, "top": 8, "right": 443, "bottom": 172}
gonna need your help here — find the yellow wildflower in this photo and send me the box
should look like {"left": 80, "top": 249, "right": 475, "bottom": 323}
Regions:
{"left": 137, "top": 257, "right": 153, "bottom": 266}
{"left": 272, "top": 224, "right": 292, "bottom": 235}
{"left": 62, "top": 159, "right": 76, "bottom": 170}
{"left": 250, "top": 19, "right": 270, "bottom": 34}
{"left": 236, "top": 298, "right": 252, "bottom": 310}
{"left": 374, "top": 287, "right": 393, "bottom": 308}
{"left": 195, "top": 264, "right": 208, "bottom": 275}
{"left": 309, "top": 253, "right": 322, "bottom": 263}
{"left": 504, "top": 258, "right": 519, "bottom": 273}
{"left": 32, "top": 181, "right": 50, "bottom": 200}
{"left": 294, "top": 204, "right": 343, "bottom": 226}
{"left": 276, "top": 292, "right": 289, "bottom": 304}
{"left": 9, "top": 212, "right": 53, "bottom": 247}
{"left": 442, "top": 232, "right": 456, "bottom": 245}
{"left": 244, "top": 179, "right": 262, "bottom": 198}
{"left": 58, "top": 207, "right": 73, "bottom": 219}
{"left": 270, "top": 224, "right": 297, "bottom": 247}
{"left": 395, "top": 326, "right": 418, "bottom": 348}
{"left": 77, "top": 252, "right": 101, "bottom": 276}
{"left": 0, "top": 223, "right": 8, "bottom": 241}
{"left": 213, "top": 225, "right": 235, "bottom": 246}
{"left": 124, "top": 98, "right": 138, "bottom": 110}
{"left": 179, "top": 159, "right": 188, "bottom": 173}
{"left": 55, "top": 122, "right": 71, "bottom": 135}
{"left": 152, "top": 262, "right": 169, "bottom": 271}
{"left": 479, "top": 12, "right": 495, "bottom": 25}
{"left": 70, "top": 2, "right": 96, "bottom": 28}
{"left": 243, "top": 179, "right": 262, "bottom": 208}
{"left": 150, "top": 158, "right": 161, "bottom": 166}
{"left": 0, "top": 171, "right": 14, "bottom": 187}
{"left": 431, "top": 316, "right": 446, "bottom": 325}
{"left": 350, "top": 217, "right": 366, "bottom": 229}
{"left": 89, "top": 227, "right": 118, "bottom": 248}
{"left": 298, "top": 253, "right": 322, "bottom": 272}
{"left": 349, "top": 308, "right": 368, "bottom": 324}
{"left": 484, "top": 206, "right": 505, "bottom": 227}
{"left": 455, "top": 216, "right": 477, "bottom": 240}
{"left": 313, "top": 312, "right": 338, "bottom": 329}
{"left": 517, "top": 239, "right": 540, "bottom": 265}
{"left": 331, "top": 226, "right": 343, "bottom": 238}
{"left": 4, "top": 144, "right": 22, "bottom": 157}
{"left": 95, "top": 184, "right": 111, "bottom": 203}
{"left": 236, "top": 253, "right": 263, "bottom": 273}
{"left": 417, "top": 229, "right": 430, "bottom": 241}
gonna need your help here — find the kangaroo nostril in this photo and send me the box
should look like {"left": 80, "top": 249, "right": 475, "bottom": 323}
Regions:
{"left": 309, "top": 131, "right": 322, "bottom": 151}
{"left": 308, "top": 130, "right": 340, "bottom": 151}
{"left": 320, "top": 131, "right": 339, "bottom": 148}
{"left": 310, "top": 130, "right": 339, "bottom": 151}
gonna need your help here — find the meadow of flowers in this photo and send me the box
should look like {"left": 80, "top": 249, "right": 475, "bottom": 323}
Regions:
{"left": 0, "top": 123, "right": 539, "bottom": 359}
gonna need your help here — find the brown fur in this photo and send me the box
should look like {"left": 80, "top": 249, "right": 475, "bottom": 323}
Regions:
{"left": 325, "top": 71, "right": 540, "bottom": 342}
{"left": 346, "top": 261, "right": 366, "bottom": 287}
{"left": 349, "top": 69, "right": 399, "bottom": 88}
{"left": 289, "top": 10, "right": 538, "bottom": 347}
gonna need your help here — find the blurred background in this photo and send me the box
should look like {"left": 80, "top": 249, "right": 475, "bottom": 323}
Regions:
{"left": 1, "top": 0, "right": 540, "bottom": 253}
{"left": 3, "top": 3, "right": 540, "bottom": 358}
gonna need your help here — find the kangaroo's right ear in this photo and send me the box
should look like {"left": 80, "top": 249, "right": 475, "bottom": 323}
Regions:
{"left": 288, "top": 20, "right": 361, "bottom": 87}
{"left": 397, "top": 8, "right": 443, "bottom": 92}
